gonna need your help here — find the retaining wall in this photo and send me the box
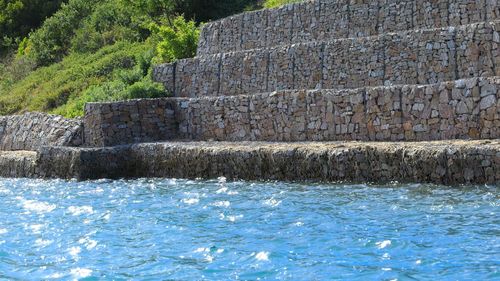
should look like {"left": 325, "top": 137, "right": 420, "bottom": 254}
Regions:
{"left": 197, "top": 0, "right": 499, "bottom": 56}
{"left": 154, "top": 21, "right": 500, "bottom": 97}
{"left": 84, "top": 77, "right": 499, "bottom": 145}
{"left": 24, "top": 141, "right": 500, "bottom": 185}
{"left": 0, "top": 112, "right": 83, "bottom": 151}
{"left": 83, "top": 99, "right": 178, "bottom": 146}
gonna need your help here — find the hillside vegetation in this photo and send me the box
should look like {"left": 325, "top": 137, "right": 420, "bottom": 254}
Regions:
{"left": 0, "top": 0, "right": 301, "bottom": 117}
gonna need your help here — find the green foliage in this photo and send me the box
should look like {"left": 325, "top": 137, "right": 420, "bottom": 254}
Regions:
{"left": 27, "top": 0, "right": 94, "bottom": 66}
{"left": 263, "top": 0, "right": 302, "bottom": 9}
{"left": 0, "top": 0, "right": 65, "bottom": 55}
{"left": 0, "top": 41, "right": 167, "bottom": 117}
{"left": 0, "top": 0, "right": 262, "bottom": 117}
{"left": 70, "top": 0, "right": 149, "bottom": 53}
{"left": 151, "top": 15, "right": 199, "bottom": 63}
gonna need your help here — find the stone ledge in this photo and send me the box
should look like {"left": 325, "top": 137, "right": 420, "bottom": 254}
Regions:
{"left": 4, "top": 140, "right": 497, "bottom": 185}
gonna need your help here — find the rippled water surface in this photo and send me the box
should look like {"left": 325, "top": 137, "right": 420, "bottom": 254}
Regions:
{"left": 0, "top": 178, "right": 498, "bottom": 280}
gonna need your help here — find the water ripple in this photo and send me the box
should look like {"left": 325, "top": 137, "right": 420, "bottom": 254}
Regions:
{"left": 0, "top": 178, "right": 497, "bottom": 280}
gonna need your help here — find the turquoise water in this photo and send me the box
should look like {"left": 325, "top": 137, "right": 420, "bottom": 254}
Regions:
{"left": 0, "top": 178, "right": 498, "bottom": 280}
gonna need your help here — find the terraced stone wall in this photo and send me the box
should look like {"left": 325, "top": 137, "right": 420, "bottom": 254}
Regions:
{"left": 154, "top": 21, "right": 500, "bottom": 97}
{"left": 197, "top": 0, "right": 499, "bottom": 56}
{"left": 84, "top": 77, "right": 499, "bottom": 145}
{"left": 0, "top": 112, "right": 83, "bottom": 151}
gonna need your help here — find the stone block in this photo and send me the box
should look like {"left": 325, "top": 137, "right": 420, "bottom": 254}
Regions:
{"left": 348, "top": 0, "right": 379, "bottom": 38}
{"left": 241, "top": 10, "right": 268, "bottom": 50}
{"left": 323, "top": 36, "right": 384, "bottom": 89}
{"left": 220, "top": 15, "right": 243, "bottom": 53}
{"left": 293, "top": 42, "right": 323, "bottom": 90}
{"left": 331, "top": 88, "right": 368, "bottom": 141}
{"left": 220, "top": 52, "right": 243, "bottom": 95}
{"left": 197, "top": 21, "right": 221, "bottom": 56}
{"left": 292, "top": 0, "right": 320, "bottom": 43}
{"left": 318, "top": 0, "right": 349, "bottom": 40}
{"left": 194, "top": 54, "right": 221, "bottom": 96}
{"left": 266, "top": 3, "right": 294, "bottom": 47}
{"left": 414, "top": 0, "right": 449, "bottom": 29}
{"left": 379, "top": 0, "right": 415, "bottom": 33}
{"left": 305, "top": 89, "right": 334, "bottom": 140}
{"left": 224, "top": 95, "right": 251, "bottom": 140}
{"left": 241, "top": 49, "right": 269, "bottom": 94}
{"left": 175, "top": 58, "right": 198, "bottom": 98}
{"left": 268, "top": 45, "right": 294, "bottom": 91}
{"left": 366, "top": 86, "right": 403, "bottom": 141}
{"left": 456, "top": 22, "right": 495, "bottom": 79}
{"left": 479, "top": 77, "right": 500, "bottom": 138}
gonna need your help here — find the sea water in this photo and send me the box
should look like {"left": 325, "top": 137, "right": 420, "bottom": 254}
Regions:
{"left": 0, "top": 178, "right": 498, "bottom": 280}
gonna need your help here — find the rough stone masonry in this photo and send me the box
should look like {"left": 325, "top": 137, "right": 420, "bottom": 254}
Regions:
{"left": 0, "top": 0, "right": 498, "bottom": 185}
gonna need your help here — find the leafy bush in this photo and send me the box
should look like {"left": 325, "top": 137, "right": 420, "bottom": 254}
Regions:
{"left": 0, "top": 0, "right": 65, "bottom": 55}
{"left": 70, "top": 0, "right": 148, "bottom": 53}
{"left": 263, "top": 0, "right": 302, "bottom": 9}
{"left": 150, "top": 15, "right": 199, "bottom": 63}
{"left": 26, "top": 0, "right": 94, "bottom": 66}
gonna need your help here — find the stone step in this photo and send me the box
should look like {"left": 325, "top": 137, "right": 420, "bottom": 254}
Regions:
{"left": 84, "top": 77, "right": 499, "bottom": 146}
{"left": 197, "top": 0, "right": 499, "bottom": 56}
{"left": 37, "top": 140, "right": 500, "bottom": 185}
{"left": 155, "top": 21, "right": 500, "bottom": 98}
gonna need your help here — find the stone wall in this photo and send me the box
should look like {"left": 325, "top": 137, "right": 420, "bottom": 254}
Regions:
{"left": 196, "top": 0, "right": 499, "bottom": 56}
{"left": 84, "top": 77, "right": 499, "bottom": 145}
{"left": 21, "top": 140, "right": 500, "bottom": 185}
{"left": 154, "top": 21, "right": 500, "bottom": 97}
{"left": 84, "top": 99, "right": 178, "bottom": 147}
{"left": 0, "top": 112, "right": 83, "bottom": 151}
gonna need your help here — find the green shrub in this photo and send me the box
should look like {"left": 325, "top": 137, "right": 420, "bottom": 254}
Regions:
{"left": 70, "top": 0, "right": 148, "bottom": 53}
{"left": 0, "top": 0, "right": 65, "bottom": 55}
{"left": 27, "top": 0, "right": 94, "bottom": 66}
{"left": 150, "top": 15, "right": 199, "bottom": 63}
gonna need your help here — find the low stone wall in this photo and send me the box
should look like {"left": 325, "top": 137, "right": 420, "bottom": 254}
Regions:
{"left": 6, "top": 140, "right": 498, "bottom": 185}
{"left": 0, "top": 112, "right": 83, "bottom": 151}
{"left": 197, "top": 0, "right": 499, "bottom": 56}
{"left": 155, "top": 21, "right": 500, "bottom": 97}
{"left": 84, "top": 99, "right": 177, "bottom": 146}
{"left": 94, "top": 77, "right": 498, "bottom": 145}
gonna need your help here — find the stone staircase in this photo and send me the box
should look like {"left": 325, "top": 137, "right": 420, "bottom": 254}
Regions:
{"left": 84, "top": 0, "right": 499, "bottom": 146}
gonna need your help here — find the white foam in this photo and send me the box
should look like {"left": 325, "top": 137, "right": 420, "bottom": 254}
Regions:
{"left": 263, "top": 198, "right": 282, "bottom": 207}
{"left": 68, "top": 206, "right": 94, "bottom": 216}
{"left": 255, "top": 251, "right": 270, "bottom": 261}
{"left": 35, "top": 239, "right": 53, "bottom": 247}
{"left": 68, "top": 246, "right": 81, "bottom": 260}
{"left": 182, "top": 198, "right": 200, "bottom": 205}
{"left": 212, "top": 201, "right": 230, "bottom": 208}
{"left": 0, "top": 228, "right": 7, "bottom": 235}
{"left": 376, "top": 240, "right": 391, "bottom": 249}
{"left": 29, "top": 224, "right": 44, "bottom": 234}
{"left": 19, "top": 198, "right": 56, "bottom": 214}
{"left": 70, "top": 268, "right": 92, "bottom": 279}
